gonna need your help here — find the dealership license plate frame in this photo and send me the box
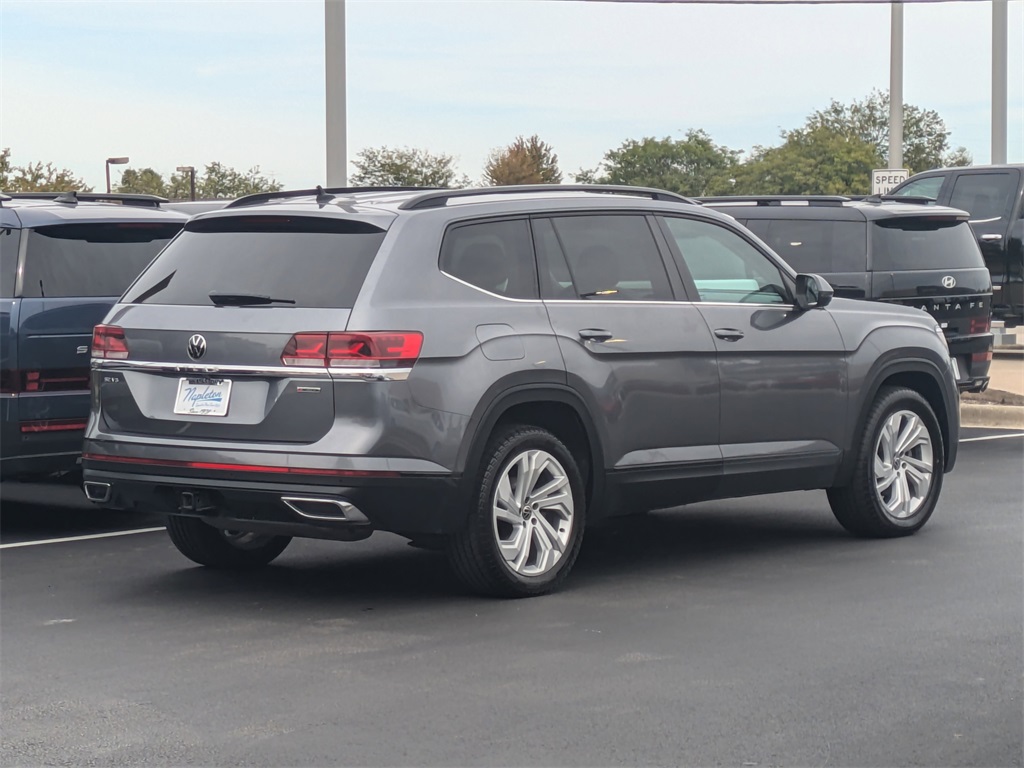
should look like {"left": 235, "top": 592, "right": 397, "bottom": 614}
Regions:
{"left": 173, "top": 377, "right": 232, "bottom": 417}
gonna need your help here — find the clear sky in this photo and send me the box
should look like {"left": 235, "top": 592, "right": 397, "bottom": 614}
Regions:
{"left": 1, "top": 0, "right": 1021, "bottom": 191}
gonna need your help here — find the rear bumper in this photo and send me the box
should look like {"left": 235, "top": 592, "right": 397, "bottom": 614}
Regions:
{"left": 81, "top": 462, "right": 465, "bottom": 539}
{"left": 947, "top": 333, "right": 993, "bottom": 393}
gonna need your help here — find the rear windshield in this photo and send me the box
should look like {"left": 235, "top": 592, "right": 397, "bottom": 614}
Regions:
{"left": 20, "top": 222, "right": 182, "bottom": 298}
{"left": 744, "top": 219, "right": 866, "bottom": 273}
{"left": 123, "top": 216, "right": 386, "bottom": 308}
{"left": 871, "top": 218, "right": 984, "bottom": 272}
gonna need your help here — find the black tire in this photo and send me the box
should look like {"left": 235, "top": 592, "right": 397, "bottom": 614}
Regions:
{"left": 828, "top": 386, "right": 944, "bottom": 538}
{"left": 448, "top": 424, "right": 586, "bottom": 598}
{"left": 166, "top": 516, "right": 291, "bottom": 568}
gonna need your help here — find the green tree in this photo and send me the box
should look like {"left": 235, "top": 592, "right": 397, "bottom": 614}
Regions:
{"left": 806, "top": 90, "right": 971, "bottom": 173}
{"left": 0, "top": 148, "right": 92, "bottom": 192}
{"left": 117, "top": 167, "right": 168, "bottom": 196}
{"left": 350, "top": 146, "right": 468, "bottom": 188}
{"left": 197, "top": 162, "right": 283, "bottom": 199}
{"left": 484, "top": 135, "right": 562, "bottom": 185}
{"left": 165, "top": 171, "right": 195, "bottom": 201}
{"left": 576, "top": 131, "right": 739, "bottom": 196}
{"left": 730, "top": 126, "right": 880, "bottom": 196}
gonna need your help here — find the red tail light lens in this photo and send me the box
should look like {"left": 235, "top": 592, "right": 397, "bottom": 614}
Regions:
{"left": 969, "top": 316, "right": 991, "bottom": 334}
{"left": 282, "top": 332, "right": 423, "bottom": 368}
{"left": 327, "top": 332, "right": 423, "bottom": 367}
{"left": 92, "top": 325, "right": 129, "bottom": 360}
{"left": 281, "top": 333, "right": 328, "bottom": 366}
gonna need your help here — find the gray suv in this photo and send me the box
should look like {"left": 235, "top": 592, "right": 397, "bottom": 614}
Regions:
{"left": 82, "top": 185, "right": 960, "bottom": 597}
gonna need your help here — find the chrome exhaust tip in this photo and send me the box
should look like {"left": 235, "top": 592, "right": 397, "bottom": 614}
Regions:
{"left": 83, "top": 481, "right": 112, "bottom": 504}
{"left": 281, "top": 497, "right": 369, "bottom": 523}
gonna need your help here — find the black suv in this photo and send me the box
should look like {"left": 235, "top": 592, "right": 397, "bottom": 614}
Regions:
{"left": 1, "top": 192, "right": 186, "bottom": 478}
{"left": 889, "top": 164, "right": 1024, "bottom": 325}
{"left": 701, "top": 196, "right": 993, "bottom": 393}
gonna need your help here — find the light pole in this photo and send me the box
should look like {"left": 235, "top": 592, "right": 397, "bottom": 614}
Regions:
{"left": 105, "top": 156, "right": 129, "bottom": 194}
{"left": 325, "top": 0, "right": 347, "bottom": 186}
{"left": 176, "top": 166, "right": 197, "bottom": 201}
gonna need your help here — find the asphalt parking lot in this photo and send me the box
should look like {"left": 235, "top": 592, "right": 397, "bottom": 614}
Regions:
{"left": 2, "top": 428, "right": 1022, "bottom": 767}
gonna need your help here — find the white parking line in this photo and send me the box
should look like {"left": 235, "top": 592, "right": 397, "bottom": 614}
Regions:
{"left": 960, "top": 433, "right": 1024, "bottom": 443}
{"left": 0, "top": 527, "right": 165, "bottom": 550}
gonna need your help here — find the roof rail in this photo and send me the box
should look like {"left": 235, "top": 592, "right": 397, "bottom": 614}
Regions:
{"left": 697, "top": 195, "right": 850, "bottom": 207}
{"left": 398, "top": 185, "right": 697, "bottom": 211}
{"left": 3, "top": 191, "right": 168, "bottom": 208}
{"left": 861, "top": 194, "right": 936, "bottom": 205}
{"left": 226, "top": 185, "right": 444, "bottom": 209}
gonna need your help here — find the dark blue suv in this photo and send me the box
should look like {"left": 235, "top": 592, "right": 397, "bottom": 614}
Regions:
{"left": 1, "top": 192, "right": 186, "bottom": 479}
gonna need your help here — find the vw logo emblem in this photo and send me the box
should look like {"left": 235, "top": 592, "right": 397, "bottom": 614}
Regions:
{"left": 942, "top": 276, "right": 956, "bottom": 289}
{"left": 187, "top": 334, "right": 207, "bottom": 360}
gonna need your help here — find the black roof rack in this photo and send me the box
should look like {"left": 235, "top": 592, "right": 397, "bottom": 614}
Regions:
{"left": 3, "top": 191, "right": 168, "bottom": 208}
{"left": 398, "top": 185, "right": 697, "bottom": 211}
{"left": 861, "top": 194, "right": 936, "bottom": 205}
{"left": 697, "top": 195, "right": 851, "bottom": 207}
{"left": 226, "top": 185, "right": 444, "bottom": 209}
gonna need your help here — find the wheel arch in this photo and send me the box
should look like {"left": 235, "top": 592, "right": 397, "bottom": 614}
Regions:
{"left": 838, "top": 356, "right": 958, "bottom": 485}
{"left": 455, "top": 383, "right": 606, "bottom": 515}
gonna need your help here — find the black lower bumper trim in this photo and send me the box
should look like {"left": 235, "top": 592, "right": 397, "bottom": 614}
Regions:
{"left": 82, "top": 467, "right": 465, "bottom": 538}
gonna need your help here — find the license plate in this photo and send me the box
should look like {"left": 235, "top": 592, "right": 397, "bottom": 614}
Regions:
{"left": 950, "top": 357, "right": 961, "bottom": 381}
{"left": 173, "top": 377, "right": 231, "bottom": 417}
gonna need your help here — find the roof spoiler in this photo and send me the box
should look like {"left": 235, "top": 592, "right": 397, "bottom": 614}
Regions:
{"left": 697, "top": 195, "right": 850, "bottom": 207}
{"left": 2, "top": 191, "right": 168, "bottom": 208}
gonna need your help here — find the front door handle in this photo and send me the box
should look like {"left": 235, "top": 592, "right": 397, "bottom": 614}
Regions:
{"left": 713, "top": 328, "right": 745, "bottom": 342}
{"left": 980, "top": 233, "right": 1003, "bottom": 242}
{"left": 578, "top": 328, "right": 614, "bottom": 342}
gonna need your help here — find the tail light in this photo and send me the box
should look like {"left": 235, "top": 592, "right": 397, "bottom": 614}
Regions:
{"left": 969, "top": 316, "right": 991, "bottom": 335}
{"left": 282, "top": 332, "right": 422, "bottom": 369}
{"left": 972, "top": 351, "right": 993, "bottom": 363}
{"left": 92, "top": 325, "right": 129, "bottom": 359}
{"left": 0, "top": 369, "right": 90, "bottom": 394}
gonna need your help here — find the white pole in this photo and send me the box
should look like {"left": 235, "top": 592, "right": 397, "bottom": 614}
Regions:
{"left": 992, "top": 0, "right": 1008, "bottom": 165}
{"left": 889, "top": 1, "right": 904, "bottom": 170}
{"left": 325, "top": 0, "right": 347, "bottom": 186}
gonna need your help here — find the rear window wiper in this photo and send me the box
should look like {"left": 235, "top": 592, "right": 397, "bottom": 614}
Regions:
{"left": 209, "top": 292, "right": 296, "bottom": 306}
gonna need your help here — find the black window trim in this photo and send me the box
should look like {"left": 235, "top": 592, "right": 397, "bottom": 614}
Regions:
{"left": 654, "top": 213, "right": 798, "bottom": 306}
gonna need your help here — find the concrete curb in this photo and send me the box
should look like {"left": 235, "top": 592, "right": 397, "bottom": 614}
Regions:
{"left": 960, "top": 403, "right": 1024, "bottom": 429}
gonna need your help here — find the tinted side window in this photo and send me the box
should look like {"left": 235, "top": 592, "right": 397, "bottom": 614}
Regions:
{"left": 124, "top": 216, "right": 384, "bottom": 308}
{"left": 871, "top": 218, "right": 984, "bottom": 271}
{"left": 546, "top": 215, "right": 672, "bottom": 301}
{"left": 662, "top": 217, "right": 790, "bottom": 304}
{"left": 22, "top": 222, "right": 182, "bottom": 299}
{"left": 0, "top": 227, "right": 20, "bottom": 298}
{"left": 949, "top": 173, "right": 1016, "bottom": 222}
{"left": 757, "top": 219, "right": 866, "bottom": 273}
{"left": 892, "top": 176, "right": 944, "bottom": 200}
{"left": 440, "top": 219, "right": 537, "bottom": 299}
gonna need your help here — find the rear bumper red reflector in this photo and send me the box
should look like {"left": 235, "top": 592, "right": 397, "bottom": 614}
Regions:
{"left": 20, "top": 419, "right": 88, "bottom": 433}
{"left": 81, "top": 453, "right": 399, "bottom": 478}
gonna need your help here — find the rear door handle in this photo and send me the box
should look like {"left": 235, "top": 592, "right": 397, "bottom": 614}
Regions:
{"left": 980, "top": 233, "right": 1003, "bottom": 242}
{"left": 713, "top": 328, "right": 745, "bottom": 342}
{"left": 578, "top": 328, "right": 614, "bottom": 342}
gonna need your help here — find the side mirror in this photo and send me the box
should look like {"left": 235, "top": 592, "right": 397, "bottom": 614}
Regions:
{"left": 794, "top": 273, "right": 834, "bottom": 311}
